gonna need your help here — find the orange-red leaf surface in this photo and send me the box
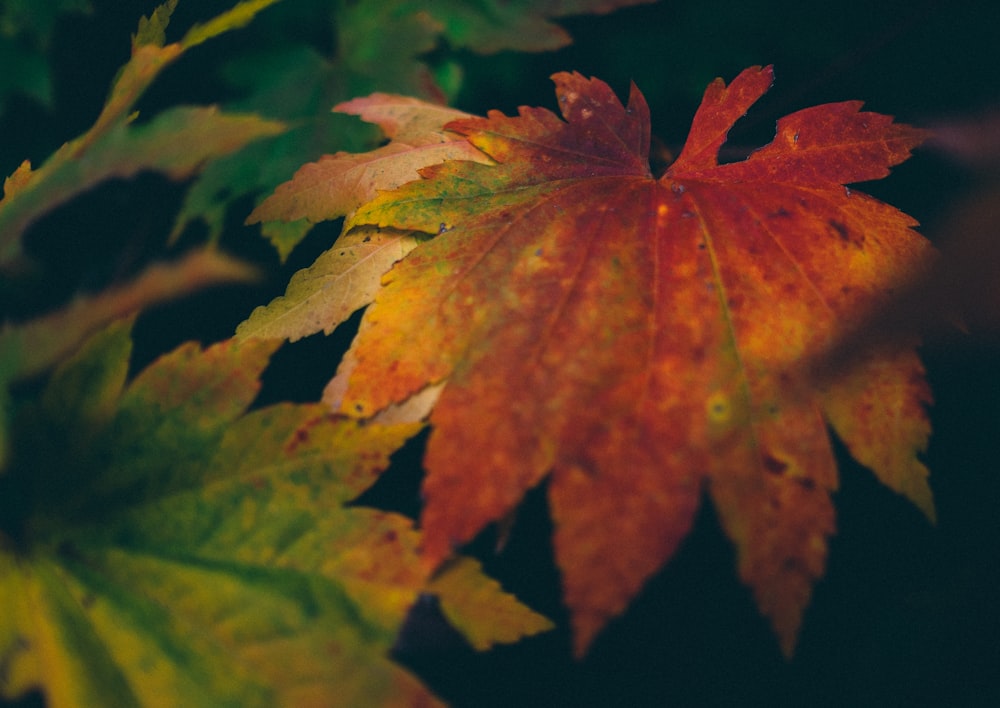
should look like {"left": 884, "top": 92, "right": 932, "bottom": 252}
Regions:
{"left": 340, "top": 66, "right": 934, "bottom": 656}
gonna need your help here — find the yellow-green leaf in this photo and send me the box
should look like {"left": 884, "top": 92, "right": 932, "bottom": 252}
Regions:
{"left": 0, "top": 321, "right": 550, "bottom": 706}
{"left": 180, "top": 0, "right": 284, "bottom": 50}
{"left": 236, "top": 226, "right": 421, "bottom": 342}
{"left": 429, "top": 557, "right": 555, "bottom": 651}
{"left": 132, "top": 0, "right": 178, "bottom": 49}
{"left": 0, "top": 108, "right": 284, "bottom": 263}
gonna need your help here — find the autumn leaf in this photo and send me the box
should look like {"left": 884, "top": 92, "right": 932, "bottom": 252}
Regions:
{"left": 336, "top": 66, "right": 934, "bottom": 656}
{"left": 0, "top": 1, "right": 283, "bottom": 463}
{"left": 0, "top": 320, "right": 551, "bottom": 706}
{"left": 0, "top": 249, "right": 259, "bottom": 470}
{"left": 180, "top": 0, "right": 284, "bottom": 50}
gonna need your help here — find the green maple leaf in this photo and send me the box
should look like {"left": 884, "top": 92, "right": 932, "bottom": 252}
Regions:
{"left": 0, "top": 320, "right": 551, "bottom": 706}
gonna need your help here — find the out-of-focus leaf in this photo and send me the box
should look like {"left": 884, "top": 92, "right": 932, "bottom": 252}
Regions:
{"left": 0, "top": 0, "right": 287, "bottom": 266}
{"left": 180, "top": 0, "right": 284, "bottom": 50}
{"left": 428, "top": 557, "right": 555, "bottom": 650}
{"left": 417, "top": 0, "right": 658, "bottom": 54}
{"left": 0, "top": 321, "right": 551, "bottom": 706}
{"left": 0, "top": 42, "right": 54, "bottom": 107}
{"left": 132, "top": 0, "right": 178, "bottom": 48}
{"left": 259, "top": 219, "right": 314, "bottom": 262}
{"left": 169, "top": 46, "right": 351, "bottom": 253}
{"left": 0, "top": 106, "right": 284, "bottom": 265}
{"left": 0, "top": 0, "right": 91, "bottom": 42}
{"left": 0, "top": 0, "right": 92, "bottom": 109}
{"left": 0, "top": 249, "right": 258, "bottom": 383}
{"left": 336, "top": 1, "right": 446, "bottom": 99}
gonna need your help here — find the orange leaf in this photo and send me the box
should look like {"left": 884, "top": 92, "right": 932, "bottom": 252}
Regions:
{"left": 340, "top": 66, "right": 934, "bottom": 656}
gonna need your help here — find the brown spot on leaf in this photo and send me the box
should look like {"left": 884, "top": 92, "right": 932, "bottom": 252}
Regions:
{"left": 829, "top": 219, "right": 856, "bottom": 245}
{"left": 762, "top": 454, "right": 788, "bottom": 475}
{"left": 284, "top": 416, "right": 323, "bottom": 454}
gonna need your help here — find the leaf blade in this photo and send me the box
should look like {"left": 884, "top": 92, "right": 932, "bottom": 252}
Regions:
{"left": 341, "top": 68, "right": 935, "bottom": 656}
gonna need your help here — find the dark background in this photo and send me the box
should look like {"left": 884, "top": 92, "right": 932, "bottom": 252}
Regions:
{"left": 2, "top": 1, "right": 998, "bottom": 705}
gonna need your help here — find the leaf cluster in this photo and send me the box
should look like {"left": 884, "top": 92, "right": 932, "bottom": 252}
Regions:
{"left": 1, "top": 0, "right": 979, "bottom": 705}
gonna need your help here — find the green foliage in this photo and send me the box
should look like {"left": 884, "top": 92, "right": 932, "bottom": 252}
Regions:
{"left": 0, "top": 0, "right": 91, "bottom": 109}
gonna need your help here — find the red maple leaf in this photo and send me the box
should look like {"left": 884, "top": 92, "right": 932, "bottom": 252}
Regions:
{"left": 335, "top": 66, "right": 934, "bottom": 655}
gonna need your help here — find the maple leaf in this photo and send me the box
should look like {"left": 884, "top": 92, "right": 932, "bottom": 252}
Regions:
{"left": 0, "top": 320, "right": 551, "bottom": 706}
{"left": 336, "top": 66, "right": 934, "bottom": 656}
